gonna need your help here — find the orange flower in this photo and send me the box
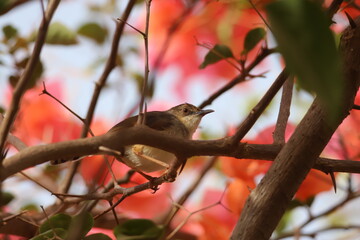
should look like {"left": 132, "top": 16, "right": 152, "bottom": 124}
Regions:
{"left": 145, "top": 0, "right": 265, "bottom": 98}
{"left": 337, "top": 95, "right": 360, "bottom": 161}
{"left": 225, "top": 179, "right": 250, "bottom": 215}
{"left": 221, "top": 152, "right": 270, "bottom": 189}
{"left": 295, "top": 169, "right": 334, "bottom": 202}
{"left": 222, "top": 123, "right": 335, "bottom": 201}
{"left": 12, "top": 81, "right": 82, "bottom": 145}
{"left": 221, "top": 124, "right": 296, "bottom": 186}
{"left": 339, "top": 0, "right": 360, "bottom": 18}
{"left": 114, "top": 171, "right": 172, "bottom": 219}
{"left": 197, "top": 189, "right": 237, "bottom": 240}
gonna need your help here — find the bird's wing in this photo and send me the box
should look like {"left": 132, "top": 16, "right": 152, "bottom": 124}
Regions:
{"left": 108, "top": 111, "right": 189, "bottom": 138}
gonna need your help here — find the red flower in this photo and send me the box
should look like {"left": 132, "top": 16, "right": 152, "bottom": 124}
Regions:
{"left": 221, "top": 124, "right": 334, "bottom": 201}
{"left": 12, "top": 81, "right": 82, "bottom": 145}
{"left": 144, "top": 0, "right": 265, "bottom": 98}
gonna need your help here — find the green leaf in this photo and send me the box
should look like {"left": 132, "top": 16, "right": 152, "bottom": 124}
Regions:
{"left": 84, "top": 233, "right": 113, "bottom": 240}
{"left": 114, "top": 219, "right": 164, "bottom": 240}
{"left": 9, "top": 37, "right": 29, "bottom": 54}
{"left": 68, "top": 211, "right": 94, "bottom": 238}
{"left": 39, "top": 213, "right": 72, "bottom": 233}
{"left": 77, "top": 22, "right": 108, "bottom": 44}
{"left": 287, "top": 196, "right": 315, "bottom": 211}
{"left": 10, "top": 57, "right": 43, "bottom": 89}
{"left": 132, "top": 72, "right": 154, "bottom": 97}
{"left": 21, "top": 203, "right": 39, "bottom": 212}
{"left": 45, "top": 22, "right": 78, "bottom": 45}
{"left": 0, "top": 0, "right": 11, "bottom": 15}
{"left": 2, "top": 24, "right": 18, "bottom": 39}
{"left": 275, "top": 210, "right": 293, "bottom": 235}
{"left": 199, "top": 44, "right": 234, "bottom": 69}
{"left": 266, "top": 0, "right": 343, "bottom": 122}
{"left": 30, "top": 228, "right": 67, "bottom": 240}
{"left": 242, "top": 27, "right": 266, "bottom": 54}
{"left": 0, "top": 192, "right": 14, "bottom": 206}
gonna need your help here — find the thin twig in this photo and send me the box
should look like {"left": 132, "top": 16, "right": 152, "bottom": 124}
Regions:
{"left": 165, "top": 186, "right": 229, "bottom": 240}
{"left": 161, "top": 157, "right": 218, "bottom": 226}
{"left": 274, "top": 192, "right": 360, "bottom": 240}
{"left": 85, "top": 169, "right": 135, "bottom": 212}
{"left": 198, "top": 47, "right": 275, "bottom": 109}
{"left": 58, "top": 0, "right": 137, "bottom": 195}
{"left": 94, "top": 195, "right": 127, "bottom": 219}
{"left": 248, "top": 0, "right": 273, "bottom": 32}
{"left": 337, "top": 133, "right": 353, "bottom": 193}
{"left": 148, "top": 1, "right": 197, "bottom": 88}
{"left": 2, "top": 211, "right": 28, "bottom": 223}
{"left": 117, "top": 18, "right": 145, "bottom": 36}
{"left": 105, "top": 158, "right": 119, "bottom": 188}
{"left": 273, "top": 75, "right": 293, "bottom": 144}
{"left": 108, "top": 200, "right": 119, "bottom": 225}
{"left": 137, "top": 0, "right": 152, "bottom": 124}
{"left": 0, "top": 0, "right": 61, "bottom": 158}
{"left": 40, "top": 82, "right": 95, "bottom": 137}
{"left": 39, "top": 0, "right": 45, "bottom": 20}
{"left": 19, "top": 171, "right": 63, "bottom": 201}
{"left": 196, "top": 40, "right": 242, "bottom": 72}
{"left": 232, "top": 69, "right": 289, "bottom": 143}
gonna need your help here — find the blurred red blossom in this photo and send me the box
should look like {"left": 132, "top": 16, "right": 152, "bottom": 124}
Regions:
{"left": 87, "top": 228, "right": 115, "bottom": 240}
{"left": 197, "top": 189, "right": 238, "bottom": 240}
{"left": 334, "top": 91, "right": 360, "bottom": 161}
{"left": 113, "top": 171, "right": 172, "bottom": 219}
{"left": 146, "top": 0, "right": 265, "bottom": 98}
{"left": 339, "top": 0, "right": 360, "bottom": 18}
{"left": 325, "top": 91, "right": 360, "bottom": 163}
{"left": 221, "top": 123, "right": 334, "bottom": 202}
{"left": 0, "top": 235, "right": 24, "bottom": 240}
{"left": 10, "top": 81, "right": 82, "bottom": 145}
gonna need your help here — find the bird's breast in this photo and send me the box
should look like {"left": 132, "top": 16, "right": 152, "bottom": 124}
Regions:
{"left": 123, "top": 144, "right": 176, "bottom": 173}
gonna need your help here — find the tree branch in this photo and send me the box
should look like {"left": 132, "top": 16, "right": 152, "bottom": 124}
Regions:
{"left": 0, "top": 0, "right": 31, "bottom": 15}
{"left": 230, "top": 16, "right": 360, "bottom": 240}
{"left": 199, "top": 47, "right": 275, "bottom": 109}
{"left": 3, "top": 125, "right": 360, "bottom": 181}
{"left": 231, "top": 69, "right": 288, "bottom": 143}
{"left": 273, "top": 75, "right": 293, "bottom": 144}
{"left": 59, "top": 0, "right": 137, "bottom": 194}
{"left": 0, "top": 0, "right": 60, "bottom": 157}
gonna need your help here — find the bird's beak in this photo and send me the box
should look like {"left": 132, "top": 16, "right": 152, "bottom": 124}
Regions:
{"left": 197, "top": 109, "right": 214, "bottom": 116}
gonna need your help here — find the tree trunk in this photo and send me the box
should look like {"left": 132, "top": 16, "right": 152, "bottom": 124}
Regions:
{"left": 231, "top": 17, "right": 360, "bottom": 240}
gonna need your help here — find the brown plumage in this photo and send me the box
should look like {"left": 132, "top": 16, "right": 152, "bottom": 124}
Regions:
{"left": 52, "top": 103, "right": 213, "bottom": 173}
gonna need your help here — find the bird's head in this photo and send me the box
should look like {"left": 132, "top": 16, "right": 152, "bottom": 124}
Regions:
{"left": 167, "top": 103, "right": 213, "bottom": 136}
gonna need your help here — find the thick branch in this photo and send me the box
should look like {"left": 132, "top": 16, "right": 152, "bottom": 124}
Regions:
{"left": 231, "top": 17, "right": 360, "bottom": 240}
{"left": 3, "top": 126, "right": 360, "bottom": 181}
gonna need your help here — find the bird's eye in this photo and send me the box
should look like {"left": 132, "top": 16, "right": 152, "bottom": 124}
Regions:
{"left": 183, "top": 108, "right": 188, "bottom": 113}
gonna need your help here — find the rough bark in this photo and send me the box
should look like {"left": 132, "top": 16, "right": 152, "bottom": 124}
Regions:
{"left": 230, "top": 17, "right": 360, "bottom": 240}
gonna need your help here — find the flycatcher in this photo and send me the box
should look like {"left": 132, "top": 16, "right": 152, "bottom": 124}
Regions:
{"left": 52, "top": 103, "right": 213, "bottom": 173}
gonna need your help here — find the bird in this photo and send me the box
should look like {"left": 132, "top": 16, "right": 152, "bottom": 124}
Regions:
{"left": 52, "top": 103, "right": 213, "bottom": 173}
